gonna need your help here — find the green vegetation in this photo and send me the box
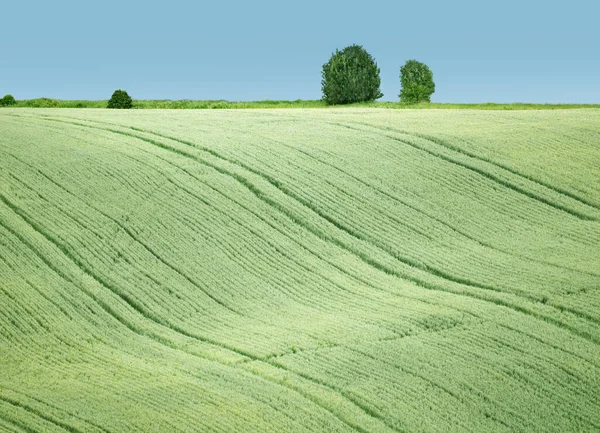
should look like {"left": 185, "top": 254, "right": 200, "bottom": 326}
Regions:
{"left": 107, "top": 89, "right": 133, "bottom": 109}
{"left": 15, "top": 97, "right": 62, "bottom": 108}
{"left": 0, "top": 94, "right": 16, "bottom": 106}
{"left": 1, "top": 108, "right": 599, "bottom": 432}
{"left": 321, "top": 44, "right": 383, "bottom": 105}
{"left": 399, "top": 60, "right": 436, "bottom": 103}
{"left": 5, "top": 98, "right": 599, "bottom": 109}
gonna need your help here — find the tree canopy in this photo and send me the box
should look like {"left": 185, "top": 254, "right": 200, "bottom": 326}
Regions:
{"left": 399, "top": 60, "right": 435, "bottom": 103}
{"left": 321, "top": 45, "right": 383, "bottom": 105}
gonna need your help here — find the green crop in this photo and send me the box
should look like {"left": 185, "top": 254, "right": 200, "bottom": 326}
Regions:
{"left": 0, "top": 108, "right": 599, "bottom": 432}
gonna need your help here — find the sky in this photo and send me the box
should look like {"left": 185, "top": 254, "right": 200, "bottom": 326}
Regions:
{"left": 2, "top": 0, "right": 599, "bottom": 103}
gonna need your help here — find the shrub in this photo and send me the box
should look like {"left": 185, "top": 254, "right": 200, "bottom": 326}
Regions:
{"left": 0, "top": 94, "right": 16, "bottom": 107}
{"left": 321, "top": 45, "right": 383, "bottom": 105}
{"left": 107, "top": 90, "right": 133, "bottom": 109}
{"left": 399, "top": 60, "right": 435, "bottom": 103}
{"left": 21, "top": 98, "right": 60, "bottom": 108}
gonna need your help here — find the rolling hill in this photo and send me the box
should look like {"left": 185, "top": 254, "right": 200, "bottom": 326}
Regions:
{"left": 1, "top": 108, "right": 599, "bottom": 432}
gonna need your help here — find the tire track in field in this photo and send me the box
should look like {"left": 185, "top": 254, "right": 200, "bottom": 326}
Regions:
{"left": 399, "top": 128, "right": 600, "bottom": 212}
{"left": 2, "top": 320, "right": 256, "bottom": 433}
{"left": 0, "top": 418, "right": 28, "bottom": 433}
{"left": 426, "top": 329, "right": 600, "bottom": 421}
{"left": 27, "top": 115, "right": 600, "bottom": 344}
{"left": 4, "top": 120, "right": 600, "bottom": 380}
{"left": 0, "top": 193, "right": 263, "bottom": 357}
{"left": 244, "top": 148, "right": 436, "bottom": 242}
{"left": 118, "top": 128, "right": 600, "bottom": 339}
{"left": 0, "top": 394, "right": 87, "bottom": 433}
{"left": 0, "top": 390, "right": 112, "bottom": 433}
{"left": 266, "top": 155, "right": 436, "bottom": 241}
{"left": 7, "top": 150, "right": 326, "bottom": 332}
{"left": 2, "top": 116, "right": 421, "bottom": 433}
{"left": 380, "top": 323, "right": 599, "bottom": 427}
{"left": 3, "top": 119, "right": 407, "bottom": 433}
{"left": 3, "top": 201, "right": 596, "bottom": 430}
{"left": 88, "top": 121, "right": 600, "bottom": 335}
{"left": 27, "top": 111, "right": 600, "bottom": 255}
{"left": 3, "top": 344, "right": 227, "bottom": 433}
{"left": 3, "top": 174, "right": 248, "bottom": 332}
{"left": 343, "top": 346, "right": 520, "bottom": 431}
{"left": 8, "top": 119, "right": 598, "bottom": 370}
{"left": 3, "top": 119, "right": 427, "bottom": 341}
{"left": 35, "top": 118, "right": 499, "bottom": 293}
{"left": 113, "top": 147, "right": 464, "bottom": 339}
{"left": 0, "top": 261, "right": 97, "bottom": 355}
{"left": 0, "top": 150, "right": 417, "bottom": 335}
{"left": 9, "top": 116, "right": 600, "bottom": 390}
{"left": 3, "top": 149, "right": 395, "bottom": 335}
{"left": 0, "top": 213, "right": 180, "bottom": 350}
{"left": 327, "top": 121, "right": 599, "bottom": 222}
{"left": 0, "top": 412, "right": 39, "bottom": 433}
{"left": 460, "top": 331, "right": 600, "bottom": 413}
{"left": 242, "top": 148, "right": 598, "bottom": 294}
{"left": 0, "top": 196, "right": 396, "bottom": 433}
{"left": 13, "top": 117, "right": 520, "bottom": 297}
{"left": 111, "top": 150, "right": 374, "bottom": 319}
{"left": 244, "top": 132, "right": 600, "bottom": 278}
{"left": 0, "top": 250, "right": 81, "bottom": 325}
{"left": 2, "top": 155, "right": 247, "bottom": 319}
{"left": 241, "top": 360, "right": 405, "bottom": 433}
{"left": 8, "top": 215, "right": 596, "bottom": 432}
{"left": 0, "top": 223, "right": 367, "bottom": 433}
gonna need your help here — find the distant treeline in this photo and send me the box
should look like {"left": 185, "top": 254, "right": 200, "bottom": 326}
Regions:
{"left": 3, "top": 98, "right": 599, "bottom": 110}
{"left": 3, "top": 44, "right": 599, "bottom": 110}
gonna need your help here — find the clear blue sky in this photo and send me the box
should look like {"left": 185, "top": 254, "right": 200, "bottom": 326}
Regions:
{"left": 2, "top": 0, "right": 598, "bottom": 103}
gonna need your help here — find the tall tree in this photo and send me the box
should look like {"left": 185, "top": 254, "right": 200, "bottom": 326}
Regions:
{"left": 322, "top": 45, "right": 383, "bottom": 105}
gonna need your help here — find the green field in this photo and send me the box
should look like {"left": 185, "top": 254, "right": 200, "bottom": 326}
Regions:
{"left": 1, "top": 108, "right": 599, "bottom": 432}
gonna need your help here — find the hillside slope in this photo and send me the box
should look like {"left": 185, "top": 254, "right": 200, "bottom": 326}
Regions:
{"left": 1, "top": 108, "right": 599, "bottom": 432}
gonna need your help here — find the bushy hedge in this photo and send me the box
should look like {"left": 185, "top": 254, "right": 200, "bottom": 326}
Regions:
{"left": 321, "top": 45, "right": 383, "bottom": 105}
{"left": 0, "top": 94, "right": 16, "bottom": 107}
{"left": 108, "top": 90, "right": 133, "bottom": 109}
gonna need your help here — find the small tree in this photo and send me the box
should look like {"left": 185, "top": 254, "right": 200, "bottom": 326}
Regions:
{"left": 0, "top": 94, "right": 16, "bottom": 107}
{"left": 322, "top": 45, "right": 383, "bottom": 105}
{"left": 107, "top": 89, "right": 133, "bottom": 109}
{"left": 399, "top": 60, "right": 435, "bottom": 103}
